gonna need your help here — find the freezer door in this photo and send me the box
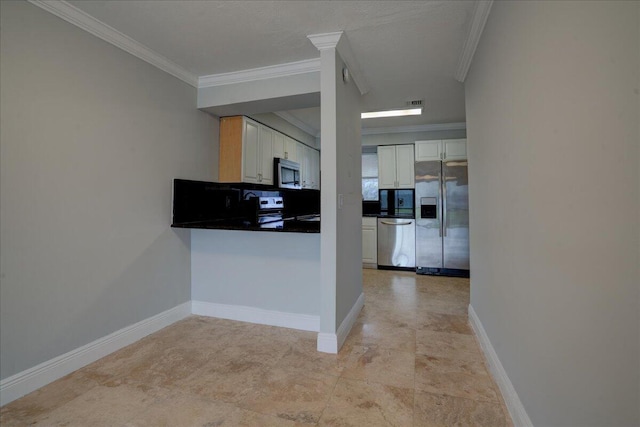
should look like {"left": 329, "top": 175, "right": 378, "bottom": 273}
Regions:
{"left": 377, "top": 218, "right": 416, "bottom": 268}
{"left": 415, "top": 161, "right": 443, "bottom": 269}
{"left": 442, "top": 160, "right": 470, "bottom": 270}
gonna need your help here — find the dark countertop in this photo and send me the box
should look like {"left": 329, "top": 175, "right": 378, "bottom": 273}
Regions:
{"left": 171, "top": 216, "right": 320, "bottom": 233}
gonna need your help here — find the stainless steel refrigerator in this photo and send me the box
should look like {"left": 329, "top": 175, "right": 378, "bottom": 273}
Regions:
{"left": 415, "top": 160, "right": 470, "bottom": 276}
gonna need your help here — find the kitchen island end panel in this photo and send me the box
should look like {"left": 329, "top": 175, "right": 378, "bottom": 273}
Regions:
{"left": 190, "top": 229, "right": 321, "bottom": 323}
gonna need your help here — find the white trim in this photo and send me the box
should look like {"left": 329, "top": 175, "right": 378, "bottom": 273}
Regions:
{"left": 336, "top": 292, "right": 364, "bottom": 350}
{"left": 191, "top": 300, "right": 320, "bottom": 332}
{"left": 273, "top": 111, "right": 319, "bottom": 138}
{"left": 362, "top": 122, "right": 467, "bottom": 136}
{"left": 0, "top": 302, "right": 191, "bottom": 407}
{"left": 316, "top": 292, "right": 364, "bottom": 354}
{"left": 28, "top": 1, "right": 198, "bottom": 87}
{"left": 316, "top": 333, "right": 338, "bottom": 354}
{"left": 454, "top": 0, "right": 494, "bottom": 83}
{"left": 307, "top": 31, "right": 369, "bottom": 95}
{"left": 198, "top": 58, "right": 321, "bottom": 88}
{"left": 468, "top": 305, "right": 533, "bottom": 427}
{"left": 307, "top": 32, "right": 343, "bottom": 51}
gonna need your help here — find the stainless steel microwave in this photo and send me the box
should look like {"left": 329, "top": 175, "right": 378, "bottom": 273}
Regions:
{"left": 274, "top": 158, "right": 301, "bottom": 189}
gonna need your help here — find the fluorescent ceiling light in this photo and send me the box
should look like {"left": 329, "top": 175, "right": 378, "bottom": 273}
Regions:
{"left": 361, "top": 108, "right": 422, "bottom": 119}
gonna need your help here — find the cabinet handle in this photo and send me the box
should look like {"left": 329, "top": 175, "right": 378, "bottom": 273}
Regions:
{"left": 285, "top": 152, "right": 288, "bottom": 159}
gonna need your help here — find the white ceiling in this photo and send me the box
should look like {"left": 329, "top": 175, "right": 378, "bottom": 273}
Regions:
{"left": 67, "top": 0, "right": 475, "bottom": 135}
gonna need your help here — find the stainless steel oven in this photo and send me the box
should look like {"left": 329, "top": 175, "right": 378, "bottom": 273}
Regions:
{"left": 275, "top": 158, "right": 301, "bottom": 189}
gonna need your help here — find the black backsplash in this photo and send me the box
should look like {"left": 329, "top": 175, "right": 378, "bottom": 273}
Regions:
{"left": 172, "top": 179, "right": 320, "bottom": 225}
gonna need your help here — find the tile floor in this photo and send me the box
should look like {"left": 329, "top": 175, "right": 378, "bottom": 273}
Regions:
{"left": 0, "top": 269, "right": 512, "bottom": 426}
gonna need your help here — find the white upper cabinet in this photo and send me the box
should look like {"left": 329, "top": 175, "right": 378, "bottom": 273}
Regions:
{"left": 395, "top": 145, "right": 415, "bottom": 188}
{"left": 378, "top": 144, "right": 415, "bottom": 189}
{"left": 285, "top": 136, "right": 298, "bottom": 162}
{"left": 443, "top": 139, "right": 467, "bottom": 160}
{"left": 272, "top": 131, "right": 285, "bottom": 160}
{"left": 242, "top": 120, "right": 273, "bottom": 185}
{"left": 297, "top": 143, "right": 320, "bottom": 189}
{"left": 258, "top": 125, "right": 274, "bottom": 185}
{"left": 241, "top": 119, "right": 260, "bottom": 183}
{"left": 415, "top": 140, "right": 442, "bottom": 161}
{"left": 308, "top": 148, "right": 320, "bottom": 189}
{"left": 415, "top": 139, "right": 467, "bottom": 161}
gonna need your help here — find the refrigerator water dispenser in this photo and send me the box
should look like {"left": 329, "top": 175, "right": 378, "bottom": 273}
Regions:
{"left": 420, "top": 197, "right": 437, "bottom": 219}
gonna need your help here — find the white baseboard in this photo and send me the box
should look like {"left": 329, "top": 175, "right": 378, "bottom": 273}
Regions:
{"left": 317, "top": 292, "right": 364, "bottom": 354}
{"left": 468, "top": 304, "right": 533, "bottom": 427}
{"left": 316, "top": 332, "right": 338, "bottom": 353}
{"left": 191, "top": 300, "right": 320, "bottom": 332}
{"left": 0, "top": 302, "right": 191, "bottom": 407}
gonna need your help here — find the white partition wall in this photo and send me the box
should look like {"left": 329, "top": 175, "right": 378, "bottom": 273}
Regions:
{"left": 310, "top": 33, "right": 364, "bottom": 353}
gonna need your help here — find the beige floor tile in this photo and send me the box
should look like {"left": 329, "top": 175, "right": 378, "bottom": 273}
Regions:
{"left": 124, "top": 390, "right": 304, "bottom": 427}
{"left": 177, "top": 358, "right": 270, "bottom": 404}
{"left": 274, "top": 336, "right": 358, "bottom": 378}
{"left": 344, "top": 321, "right": 417, "bottom": 352}
{"left": 416, "top": 330, "right": 482, "bottom": 360}
{"left": 318, "top": 377, "right": 413, "bottom": 427}
{"left": 341, "top": 346, "right": 416, "bottom": 389}
{"left": 414, "top": 390, "right": 508, "bottom": 426}
{"left": 416, "top": 312, "right": 473, "bottom": 335}
{"left": 31, "top": 384, "right": 158, "bottom": 426}
{"left": 0, "top": 369, "right": 102, "bottom": 426}
{"left": 238, "top": 366, "right": 338, "bottom": 424}
{"left": 415, "top": 354, "right": 499, "bottom": 403}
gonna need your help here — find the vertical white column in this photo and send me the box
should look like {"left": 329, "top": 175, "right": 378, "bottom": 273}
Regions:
{"left": 309, "top": 32, "right": 363, "bottom": 353}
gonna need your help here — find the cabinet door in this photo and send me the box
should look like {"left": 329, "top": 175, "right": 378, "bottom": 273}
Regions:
{"left": 309, "top": 149, "right": 320, "bottom": 189}
{"left": 362, "top": 217, "right": 377, "bottom": 264}
{"left": 242, "top": 119, "right": 260, "bottom": 183}
{"left": 395, "top": 145, "right": 415, "bottom": 188}
{"left": 377, "top": 145, "right": 397, "bottom": 189}
{"left": 285, "top": 137, "right": 298, "bottom": 162}
{"left": 443, "top": 139, "right": 467, "bottom": 160}
{"left": 415, "top": 140, "right": 442, "bottom": 162}
{"left": 259, "top": 125, "right": 274, "bottom": 185}
{"left": 272, "top": 132, "right": 285, "bottom": 160}
{"left": 299, "top": 144, "right": 311, "bottom": 188}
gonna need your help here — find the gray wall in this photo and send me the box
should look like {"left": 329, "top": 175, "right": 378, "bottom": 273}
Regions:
{"left": 465, "top": 1, "right": 639, "bottom": 425}
{"left": 191, "top": 230, "right": 320, "bottom": 315}
{"left": 0, "top": 1, "right": 216, "bottom": 380}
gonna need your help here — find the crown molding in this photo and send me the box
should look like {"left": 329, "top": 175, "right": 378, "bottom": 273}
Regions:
{"left": 198, "top": 58, "right": 320, "bottom": 89}
{"left": 273, "top": 111, "right": 319, "bottom": 138}
{"left": 307, "top": 32, "right": 343, "bottom": 50}
{"left": 28, "top": 0, "right": 198, "bottom": 87}
{"left": 454, "top": 0, "right": 494, "bottom": 82}
{"left": 361, "top": 122, "right": 467, "bottom": 136}
{"left": 308, "top": 31, "right": 369, "bottom": 96}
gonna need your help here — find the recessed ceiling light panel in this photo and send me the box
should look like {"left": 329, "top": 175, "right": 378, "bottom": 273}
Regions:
{"left": 361, "top": 107, "right": 422, "bottom": 119}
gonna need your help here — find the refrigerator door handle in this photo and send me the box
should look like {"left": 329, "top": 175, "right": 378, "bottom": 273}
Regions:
{"left": 438, "top": 171, "right": 443, "bottom": 237}
{"left": 442, "top": 173, "right": 447, "bottom": 237}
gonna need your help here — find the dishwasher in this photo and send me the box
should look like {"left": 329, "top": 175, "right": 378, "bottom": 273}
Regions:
{"left": 377, "top": 217, "right": 416, "bottom": 269}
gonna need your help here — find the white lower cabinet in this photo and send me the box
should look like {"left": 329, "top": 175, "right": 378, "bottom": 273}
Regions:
{"left": 362, "top": 217, "right": 377, "bottom": 267}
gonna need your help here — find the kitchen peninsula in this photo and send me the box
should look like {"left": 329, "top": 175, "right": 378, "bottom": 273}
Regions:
{"left": 172, "top": 178, "right": 322, "bottom": 332}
